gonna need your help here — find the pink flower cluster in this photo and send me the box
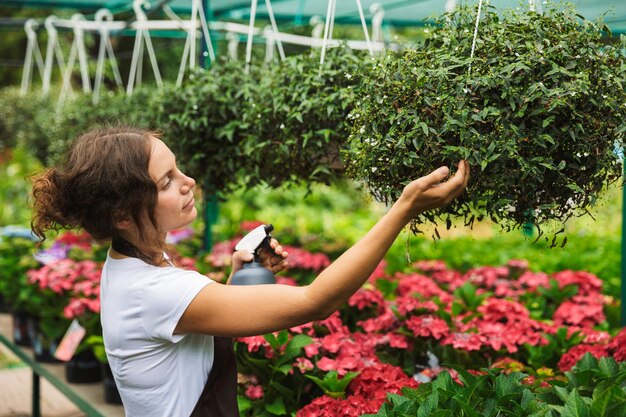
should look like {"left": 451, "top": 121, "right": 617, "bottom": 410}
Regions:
{"left": 282, "top": 245, "right": 331, "bottom": 272}
{"left": 297, "top": 363, "right": 418, "bottom": 417}
{"left": 28, "top": 239, "right": 102, "bottom": 321}
{"left": 231, "top": 256, "right": 616, "bottom": 416}
{"left": 558, "top": 327, "right": 626, "bottom": 371}
{"left": 390, "top": 262, "right": 609, "bottom": 354}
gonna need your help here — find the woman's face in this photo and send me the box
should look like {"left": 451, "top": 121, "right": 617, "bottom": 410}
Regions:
{"left": 148, "top": 137, "right": 197, "bottom": 234}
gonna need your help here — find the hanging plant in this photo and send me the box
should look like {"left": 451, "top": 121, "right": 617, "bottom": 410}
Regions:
{"left": 160, "top": 59, "right": 262, "bottom": 195}
{"left": 162, "top": 48, "right": 367, "bottom": 194}
{"left": 345, "top": 5, "right": 626, "bottom": 241}
{"left": 240, "top": 46, "right": 368, "bottom": 188}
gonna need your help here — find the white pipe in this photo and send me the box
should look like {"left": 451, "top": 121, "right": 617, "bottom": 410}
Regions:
{"left": 265, "top": 0, "right": 285, "bottom": 60}
{"left": 355, "top": 0, "right": 374, "bottom": 56}
{"left": 320, "top": 0, "right": 334, "bottom": 67}
{"left": 42, "top": 15, "right": 68, "bottom": 96}
{"left": 196, "top": 0, "right": 216, "bottom": 62}
{"left": 245, "top": 0, "right": 258, "bottom": 72}
{"left": 370, "top": 3, "right": 385, "bottom": 45}
{"left": 93, "top": 8, "right": 122, "bottom": 104}
{"left": 72, "top": 14, "right": 92, "bottom": 93}
{"left": 21, "top": 19, "right": 45, "bottom": 95}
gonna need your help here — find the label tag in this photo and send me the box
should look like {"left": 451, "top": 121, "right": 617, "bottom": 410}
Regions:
{"left": 54, "top": 319, "right": 87, "bottom": 362}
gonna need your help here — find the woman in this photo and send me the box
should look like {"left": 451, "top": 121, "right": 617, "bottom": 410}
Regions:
{"left": 31, "top": 125, "right": 469, "bottom": 417}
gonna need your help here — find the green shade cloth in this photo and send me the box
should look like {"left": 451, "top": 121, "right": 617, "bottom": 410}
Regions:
{"left": 2, "top": 1, "right": 625, "bottom": 33}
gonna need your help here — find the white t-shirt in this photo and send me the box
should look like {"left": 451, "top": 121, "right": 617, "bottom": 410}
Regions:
{"left": 100, "top": 254, "right": 214, "bottom": 417}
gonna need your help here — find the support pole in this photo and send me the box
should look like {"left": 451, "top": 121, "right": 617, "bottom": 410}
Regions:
{"left": 620, "top": 162, "right": 626, "bottom": 327}
{"left": 201, "top": 0, "right": 219, "bottom": 252}
{"left": 32, "top": 370, "right": 41, "bottom": 417}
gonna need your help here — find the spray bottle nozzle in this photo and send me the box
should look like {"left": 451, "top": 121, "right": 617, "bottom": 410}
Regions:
{"left": 235, "top": 223, "right": 274, "bottom": 256}
{"left": 231, "top": 223, "right": 277, "bottom": 286}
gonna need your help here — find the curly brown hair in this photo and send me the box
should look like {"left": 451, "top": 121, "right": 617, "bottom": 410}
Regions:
{"left": 31, "top": 125, "right": 165, "bottom": 265}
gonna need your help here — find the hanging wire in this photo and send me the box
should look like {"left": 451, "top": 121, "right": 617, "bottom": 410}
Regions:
{"left": 319, "top": 0, "right": 336, "bottom": 69}
{"left": 467, "top": 0, "right": 484, "bottom": 76}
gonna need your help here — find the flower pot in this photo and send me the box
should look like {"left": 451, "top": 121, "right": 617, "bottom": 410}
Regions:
{"left": 0, "top": 294, "right": 9, "bottom": 313}
{"left": 11, "top": 309, "right": 32, "bottom": 347}
{"left": 27, "top": 318, "right": 61, "bottom": 363}
{"left": 65, "top": 350, "right": 103, "bottom": 383}
{"left": 102, "top": 363, "right": 123, "bottom": 405}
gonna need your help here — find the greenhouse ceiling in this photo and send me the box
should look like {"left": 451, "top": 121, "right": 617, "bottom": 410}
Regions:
{"left": 2, "top": 0, "right": 625, "bottom": 34}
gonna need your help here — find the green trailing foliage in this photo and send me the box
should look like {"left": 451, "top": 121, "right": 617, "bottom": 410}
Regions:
{"left": 160, "top": 59, "right": 263, "bottom": 194}
{"left": 160, "top": 47, "right": 367, "bottom": 195}
{"left": 345, "top": 5, "right": 626, "bottom": 242}
{"left": 241, "top": 46, "right": 368, "bottom": 188}
{"left": 0, "top": 87, "right": 52, "bottom": 163}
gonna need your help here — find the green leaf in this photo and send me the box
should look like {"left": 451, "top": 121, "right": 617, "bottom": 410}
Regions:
{"left": 417, "top": 391, "right": 439, "bottom": 417}
{"left": 264, "top": 396, "right": 287, "bottom": 415}
{"left": 237, "top": 395, "right": 253, "bottom": 412}
{"left": 276, "top": 334, "right": 314, "bottom": 367}
{"left": 560, "top": 390, "right": 590, "bottom": 417}
{"left": 418, "top": 121, "right": 429, "bottom": 136}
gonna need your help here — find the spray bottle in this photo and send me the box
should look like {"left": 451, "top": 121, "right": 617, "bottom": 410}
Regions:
{"left": 230, "top": 224, "right": 276, "bottom": 285}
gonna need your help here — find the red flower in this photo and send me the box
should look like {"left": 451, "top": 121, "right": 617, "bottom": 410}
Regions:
{"left": 348, "top": 287, "right": 385, "bottom": 311}
{"left": 552, "top": 270, "right": 603, "bottom": 297}
{"left": 558, "top": 344, "right": 610, "bottom": 371}
{"left": 413, "top": 259, "right": 447, "bottom": 272}
{"left": 237, "top": 335, "right": 273, "bottom": 358}
{"left": 245, "top": 384, "right": 264, "bottom": 400}
{"left": 442, "top": 332, "right": 483, "bottom": 351}
{"left": 477, "top": 298, "right": 530, "bottom": 322}
{"left": 357, "top": 307, "right": 397, "bottom": 333}
{"left": 395, "top": 296, "right": 439, "bottom": 316}
{"left": 56, "top": 231, "right": 94, "bottom": 250}
{"left": 608, "top": 328, "right": 626, "bottom": 361}
{"left": 517, "top": 271, "right": 550, "bottom": 290}
{"left": 430, "top": 269, "right": 465, "bottom": 289}
{"left": 396, "top": 273, "right": 452, "bottom": 304}
{"left": 463, "top": 266, "right": 510, "bottom": 289}
{"left": 350, "top": 362, "right": 418, "bottom": 399}
{"left": 284, "top": 246, "right": 331, "bottom": 272}
{"left": 276, "top": 276, "right": 298, "bottom": 286}
{"left": 405, "top": 315, "right": 449, "bottom": 340}
{"left": 507, "top": 259, "right": 529, "bottom": 270}
{"left": 292, "top": 357, "right": 314, "bottom": 373}
{"left": 553, "top": 296, "right": 605, "bottom": 328}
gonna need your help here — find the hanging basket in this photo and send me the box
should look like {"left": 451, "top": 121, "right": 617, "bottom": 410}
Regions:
{"left": 345, "top": 5, "right": 626, "bottom": 241}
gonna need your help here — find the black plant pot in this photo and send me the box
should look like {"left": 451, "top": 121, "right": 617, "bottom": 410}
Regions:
{"left": 0, "top": 294, "right": 9, "bottom": 313}
{"left": 65, "top": 350, "right": 103, "bottom": 383}
{"left": 11, "top": 310, "right": 32, "bottom": 347}
{"left": 27, "top": 318, "right": 61, "bottom": 363}
{"left": 102, "top": 363, "right": 123, "bottom": 405}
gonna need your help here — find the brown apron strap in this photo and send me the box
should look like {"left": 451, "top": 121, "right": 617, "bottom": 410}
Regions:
{"left": 189, "top": 336, "right": 240, "bottom": 417}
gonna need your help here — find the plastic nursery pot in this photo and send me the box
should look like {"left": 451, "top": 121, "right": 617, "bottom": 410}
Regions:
{"left": 27, "top": 318, "right": 61, "bottom": 363}
{"left": 65, "top": 350, "right": 103, "bottom": 384}
{"left": 11, "top": 310, "right": 32, "bottom": 347}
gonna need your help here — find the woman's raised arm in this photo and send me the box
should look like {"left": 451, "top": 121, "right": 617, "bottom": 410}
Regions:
{"left": 176, "top": 161, "right": 469, "bottom": 337}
